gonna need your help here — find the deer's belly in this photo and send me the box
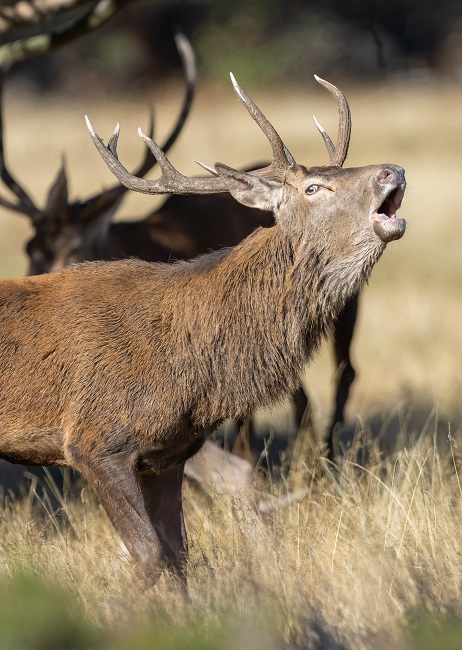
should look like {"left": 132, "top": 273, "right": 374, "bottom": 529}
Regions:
{"left": 0, "top": 426, "right": 66, "bottom": 466}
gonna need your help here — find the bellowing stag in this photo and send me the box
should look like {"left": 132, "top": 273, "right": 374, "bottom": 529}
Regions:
{"left": 0, "top": 74, "right": 405, "bottom": 585}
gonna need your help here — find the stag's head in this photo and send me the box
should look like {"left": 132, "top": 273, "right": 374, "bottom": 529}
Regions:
{"left": 86, "top": 74, "right": 406, "bottom": 259}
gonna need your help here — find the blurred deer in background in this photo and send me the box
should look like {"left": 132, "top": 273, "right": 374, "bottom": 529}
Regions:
{"left": 0, "top": 54, "right": 358, "bottom": 463}
{"left": 0, "top": 32, "right": 197, "bottom": 277}
{"left": 0, "top": 72, "right": 406, "bottom": 584}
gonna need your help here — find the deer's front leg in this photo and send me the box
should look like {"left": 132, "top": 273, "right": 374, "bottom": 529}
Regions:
{"left": 66, "top": 440, "right": 187, "bottom": 586}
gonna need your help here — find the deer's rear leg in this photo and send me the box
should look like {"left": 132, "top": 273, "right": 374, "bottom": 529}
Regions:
{"left": 138, "top": 465, "right": 187, "bottom": 582}
{"left": 67, "top": 444, "right": 187, "bottom": 586}
{"left": 326, "top": 292, "right": 359, "bottom": 461}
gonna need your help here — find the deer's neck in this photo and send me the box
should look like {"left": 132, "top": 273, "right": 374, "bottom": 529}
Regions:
{"left": 166, "top": 224, "right": 384, "bottom": 424}
{"left": 205, "top": 223, "right": 383, "bottom": 341}
{"left": 280, "top": 224, "right": 386, "bottom": 340}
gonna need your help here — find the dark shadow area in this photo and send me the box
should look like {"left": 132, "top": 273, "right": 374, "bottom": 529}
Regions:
{"left": 215, "top": 395, "right": 460, "bottom": 474}
{"left": 0, "top": 463, "right": 82, "bottom": 509}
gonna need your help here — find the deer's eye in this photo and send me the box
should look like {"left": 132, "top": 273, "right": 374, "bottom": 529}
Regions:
{"left": 306, "top": 184, "right": 319, "bottom": 195}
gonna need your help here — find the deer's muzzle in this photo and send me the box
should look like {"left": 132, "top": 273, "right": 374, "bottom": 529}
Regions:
{"left": 372, "top": 167, "right": 406, "bottom": 243}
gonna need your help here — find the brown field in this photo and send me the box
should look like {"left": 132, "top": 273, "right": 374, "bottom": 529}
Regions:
{"left": 0, "top": 77, "right": 462, "bottom": 648}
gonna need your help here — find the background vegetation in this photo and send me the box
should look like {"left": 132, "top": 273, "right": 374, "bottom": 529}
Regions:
{"left": 3, "top": 0, "right": 462, "bottom": 92}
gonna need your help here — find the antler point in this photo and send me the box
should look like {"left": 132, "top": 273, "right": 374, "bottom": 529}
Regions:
{"left": 174, "top": 31, "right": 186, "bottom": 47}
{"left": 84, "top": 115, "right": 95, "bottom": 136}
{"left": 230, "top": 72, "right": 244, "bottom": 99}
{"left": 195, "top": 159, "right": 218, "bottom": 176}
{"left": 314, "top": 75, "right": 334, "bottom": 91}
{"left": 174, "top": 31, "right": 195, "bottom": 83}
{"left": 312, "top": 115, "right": 324, "bottom": 132}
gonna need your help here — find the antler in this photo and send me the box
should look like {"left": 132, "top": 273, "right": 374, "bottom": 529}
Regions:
{"left": 229, "top": 73, "right": 295, "bottom": 171}
{"left": 313, "top": 75, "right": 351, "bottom": 167}
{"left": 86, "top": 73, "right": 298, "bottom": 195}
{"left": 86, "top": 118, "right": 230, "bottom": 195}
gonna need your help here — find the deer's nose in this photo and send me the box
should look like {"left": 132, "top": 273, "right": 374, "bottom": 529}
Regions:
{"left": 376, "top": 167, "right": 405, "bottom": 186}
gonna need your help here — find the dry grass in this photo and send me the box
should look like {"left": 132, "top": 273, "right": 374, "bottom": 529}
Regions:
{"left": 1, "top": 432, "right": 462, "bottom": 648}
{"left": 0, "top": 76, "right": 462, "bottom": 647}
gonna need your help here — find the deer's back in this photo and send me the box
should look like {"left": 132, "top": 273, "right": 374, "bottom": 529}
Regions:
{"left": 106, "top": 194, "right": 273, "bottom": 263}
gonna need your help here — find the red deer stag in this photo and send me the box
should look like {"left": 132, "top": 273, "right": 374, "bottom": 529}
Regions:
{"left": 0, "top": 74, "right": 405, "bottom": 585}
{"left": 1, "top": 76, "right": 357, "bottom": 463}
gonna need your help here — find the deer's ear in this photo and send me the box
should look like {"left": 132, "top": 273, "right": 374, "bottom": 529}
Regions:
{"left": 45, "top": 159, "right": 69, "bottom": 213}
{"left": 214, "top": 163, "right": 282, "bottom": 211}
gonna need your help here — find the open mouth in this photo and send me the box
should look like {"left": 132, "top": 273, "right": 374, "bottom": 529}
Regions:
{"left": 372, "top": 185, "right": 406, "bottom": 243}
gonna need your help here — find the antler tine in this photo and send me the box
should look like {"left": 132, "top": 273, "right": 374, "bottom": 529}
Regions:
{"left": 0, "top": 193, "right": 33, "bottom": 214}
{"left": 86, "top": 117, "right": 229, "bottom": 195}
{"left": 312, "top": 114, "right": 335, "bottom": 161}
{"left": 314, "top": 75, "right": 351, "bottom": 167}
{"left": 229, "top": 73, "right": 296, "bottom": 171}
{"left": 163, "top": 31, "right": 196, "bottom": 154}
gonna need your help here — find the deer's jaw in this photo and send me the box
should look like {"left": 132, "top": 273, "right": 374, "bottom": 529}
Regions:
{"left": 371, "top": 168, "right": 406, "bottom": 243}
{"left": 372, "top": 211, "right": 406, "bottom": 243}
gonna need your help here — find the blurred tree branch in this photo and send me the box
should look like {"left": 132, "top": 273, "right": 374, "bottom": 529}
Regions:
{"left": 0, "top": 0, "right": 137, "bottom": 69}
{"left": 0, "top": 0, "right": 96, "bottom": 32}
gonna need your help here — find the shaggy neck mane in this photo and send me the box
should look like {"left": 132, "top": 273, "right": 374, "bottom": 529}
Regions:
{"left": 162, "top": 222, "right": 383, "bottom": 426}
